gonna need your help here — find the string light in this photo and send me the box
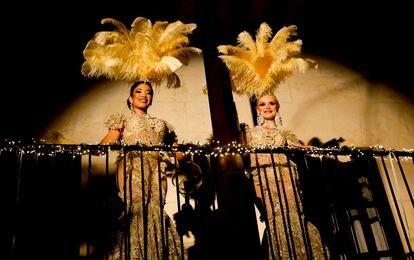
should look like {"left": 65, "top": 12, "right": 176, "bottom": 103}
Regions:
{"left": 0, "top": 138, "right": 413, "bottom": 158}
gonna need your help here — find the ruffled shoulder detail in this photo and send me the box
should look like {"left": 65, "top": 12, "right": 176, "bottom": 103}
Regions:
{"left": 104, "top": 112, "right": 125, "bottom": 130}
{"left": 283, "top": 129, "right": 301, "bottom": 146}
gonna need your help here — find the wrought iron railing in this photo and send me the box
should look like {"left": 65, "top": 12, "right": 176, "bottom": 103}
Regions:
{"left": 2, "top": 140, "right": 413, "bottom": 259}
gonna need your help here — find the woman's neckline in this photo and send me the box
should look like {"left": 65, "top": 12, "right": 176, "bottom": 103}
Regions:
{"left": 261, "top": 119, "right": 277, "bottom": 129}
{"left": 131, "top": 110, "right": 149, "bottom": 117}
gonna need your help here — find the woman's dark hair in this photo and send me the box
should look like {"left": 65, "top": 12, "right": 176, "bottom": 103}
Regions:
{"left": 127, "top": 81, "right": 153, "bottom": 109}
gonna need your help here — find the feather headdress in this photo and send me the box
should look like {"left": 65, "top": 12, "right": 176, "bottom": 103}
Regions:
{"left": 81, "top": 17, "right": 202, "bottom": 88}
{"left": 217, "top": 23, "right": 317, "bottom": 97}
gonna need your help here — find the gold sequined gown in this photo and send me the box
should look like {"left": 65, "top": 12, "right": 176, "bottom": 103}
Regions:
{"left": 247, "top": 125, "right": 329, "bottom": 259}
{"left": 105, "top": 112, "right": 182, "bottom": 260}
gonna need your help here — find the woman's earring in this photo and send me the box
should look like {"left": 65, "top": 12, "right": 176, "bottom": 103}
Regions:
{"left": 276, "top": 113, "right": 283, "bottom": 127}
{"left": 257, "top": 113, "right": 264, "bottom": 125}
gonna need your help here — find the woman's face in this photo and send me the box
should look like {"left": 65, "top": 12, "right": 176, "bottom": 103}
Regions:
{"left": 256, "top": 95, "right": 278, "bottom": 121}
{"left": 129, "top": 83, "right": 153, "bottom": 113}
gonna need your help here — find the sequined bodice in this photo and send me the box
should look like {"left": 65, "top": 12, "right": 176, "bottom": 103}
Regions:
{"left": 122, "top": 113, "right": 167, "bottom": 145}
{"left": 249, "top": 126, "right": 287, "bottom": 148}
{"left": 104, "top": 111, "right": 168, "bottom": 145}
{"left": 247, "top": 125, "right": 296, "bottom": 166}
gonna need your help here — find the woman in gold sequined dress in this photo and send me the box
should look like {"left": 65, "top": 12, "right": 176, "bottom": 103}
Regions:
{"left": 246, "top": 94, "right": 330, "bottom": 259}
{"left": 100, "top": 81, "right": 183, "bottom": 259}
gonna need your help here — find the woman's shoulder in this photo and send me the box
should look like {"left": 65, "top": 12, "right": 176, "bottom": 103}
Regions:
{"left": 104, "top": 112, "right": 127, "bottom": 129}
{"left": 280, "top": 128, "right": 302, "bottom": 145}
{"left": 148, "top": 116, "right": 177, "bottom": 144}
{"left": 154, "top": 117, "right": 176, "bottom": 133}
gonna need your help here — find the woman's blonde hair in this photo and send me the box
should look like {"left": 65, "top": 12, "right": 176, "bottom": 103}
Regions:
{"left": 255, "top": 93, "right": 280, "bottom": 110}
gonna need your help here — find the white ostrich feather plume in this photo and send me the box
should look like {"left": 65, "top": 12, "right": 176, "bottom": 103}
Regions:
{"left": 217, "top": 23, "right": 317, "bottom": 97}
{"left": 81, "top": 17, "right": 202, "bottom": 88}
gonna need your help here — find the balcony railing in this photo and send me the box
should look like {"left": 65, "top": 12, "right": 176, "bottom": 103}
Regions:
{"left": 2, "top": 140, "right": 413, "bottom": 259}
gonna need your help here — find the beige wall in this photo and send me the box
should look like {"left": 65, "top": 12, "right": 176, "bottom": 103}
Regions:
{"left": 47, "top": 54, "right": 414, "bottom": 150}
{"left": 235, "top": 56, "right": 414, "bottom": 150}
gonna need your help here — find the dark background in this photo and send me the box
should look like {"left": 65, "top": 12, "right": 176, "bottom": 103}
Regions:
{"left": 2, "top": 0, "right": 412, "bottom": 139}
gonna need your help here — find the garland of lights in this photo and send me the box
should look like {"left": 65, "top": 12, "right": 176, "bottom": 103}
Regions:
{"left": 1, "top": 138, "right": 413, "bottom": 159}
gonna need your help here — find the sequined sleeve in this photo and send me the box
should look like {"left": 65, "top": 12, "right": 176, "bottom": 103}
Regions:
{"left": 284, "top": 129, "right": 302, "bottom": 146}
{"left": 104, "top": 112, "right": 125, "bottom": 130}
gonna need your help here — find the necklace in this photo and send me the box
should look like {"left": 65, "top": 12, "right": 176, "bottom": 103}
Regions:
{"left": 262, "top": 119, "right": 277, "bottom": 129}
